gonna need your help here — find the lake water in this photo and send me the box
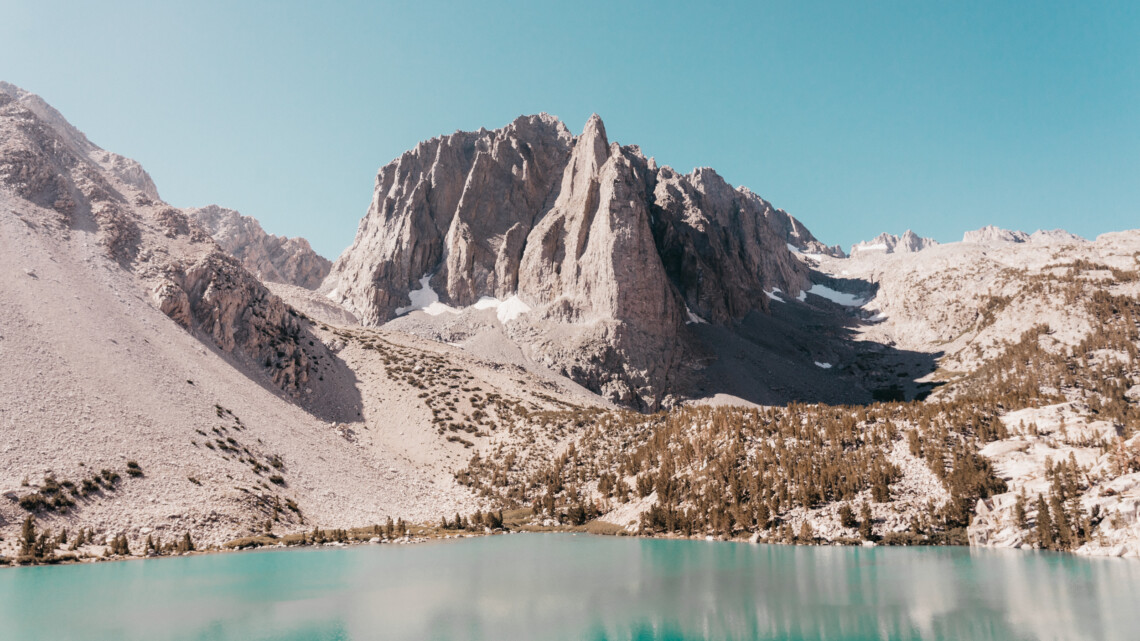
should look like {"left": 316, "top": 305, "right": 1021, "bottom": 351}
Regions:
{"left": 1, "top": 534, "right": 1137, "bottom": 641}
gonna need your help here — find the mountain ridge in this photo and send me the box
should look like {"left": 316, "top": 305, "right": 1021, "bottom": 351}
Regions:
{"left": 2, "top": 82, "right": 1139, "bottom": 563}
{"left": 324, "top": 112, "right": 835, "bottom": 409}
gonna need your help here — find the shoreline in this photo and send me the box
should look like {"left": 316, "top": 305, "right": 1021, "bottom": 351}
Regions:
{"left": 4, "top": 518, "right": 1131, "bottom": 570}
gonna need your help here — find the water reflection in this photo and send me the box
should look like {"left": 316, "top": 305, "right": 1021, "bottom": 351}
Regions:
{"left": 0, "top": 534, "right": 1137, "bottom": 641}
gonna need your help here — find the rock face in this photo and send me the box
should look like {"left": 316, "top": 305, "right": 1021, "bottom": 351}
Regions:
{"left": 188, "top": 205, "right": 332, "bottom": 289}
{"left": 326, "top": 113, "right": 574, "bottom": 321}
{"left": 762, "top": 204, "right": 846, "bottom": 257}
{"left": 850, "top": 230, "right": 938, "bottom": 255}
{"left": 0, "top": 82, "right": 315, "bottom": 395}
{"left": 0, "top": 81, "right": 160, "bottom": 202}
{"left": 325, "top": 114, "right": 812, "bottom": 408}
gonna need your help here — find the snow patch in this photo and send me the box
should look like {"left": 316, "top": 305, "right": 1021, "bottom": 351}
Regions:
{"left": 765, "top": 289, "right": 785, "bottom": 303}
{"left": 814, "top": 362, "right": 832, "bottom": 369}
{"left": 472, "top": 294, "right": 532, "bottom": 323}
{"left": 495, "top": 295, "right": 531, "bottom": 323}
{"left": 852, "top": 243, "right": 887, "bottom": 252}
{"left": 804, "top": 284, "right": 865, "bottom": 307}
{"left": 685, "top": 306, "right": 708, "bottom": 324}
{"left": 473, "top": 296, "right": 500, "bottom": 311}
{"left": 396, "top": 276, "right": 460, "bottom": 316}
{"left": 786, "top": 243, "right": 801, "bottom": 254}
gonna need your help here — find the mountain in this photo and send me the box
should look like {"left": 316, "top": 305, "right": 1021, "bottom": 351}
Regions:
{"left": 188, "top": 205, "right": 331, "bottom": 289}
{"left": 849, "top": 230, "right": 938, "bottom": 255}
{"left": 323, "top": 114, "right": 871, "bottom": 409}
{"left": 3, "top": 83, "right": 1139, "bottom": 561}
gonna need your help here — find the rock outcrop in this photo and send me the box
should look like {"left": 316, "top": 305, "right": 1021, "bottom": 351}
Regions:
{"left": 850, "top": 230, "right": 938, "bottom": 255}
{"left": 967, "top": 403, "right": 1140, "bottom": 558}
{"left": 188, "top": 205, "right": 332, "bottom": 289}
{"left": 325, "top": 114, "right": 813, "bottom": 408}
{"left": 962, "top": 225, "right": 1031, "bottom": 245}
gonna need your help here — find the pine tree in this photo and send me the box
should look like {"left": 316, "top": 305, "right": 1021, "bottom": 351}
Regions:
{"left": 177, "top": 532, "right": 195, "bottom": 554}
{"left": 1050, "top": 493, "right": 1072, "bottom": 550}
{"left": 1035, "top": 495, "right": 1055, "bottom": 550}
{"left": 798, "top": 521, "right": 814, "bottom": 544}
{"left": 859, "top": 503, "right": 874, "bottom": 540}
{"left": 839, "top": 503, "right": 857, "bottom": 529}
{"left": 1014, "top": 492, "right": 1028, "bottom": 529}
{"left": 19, "top": 516, "right": 36, "bottom": 558}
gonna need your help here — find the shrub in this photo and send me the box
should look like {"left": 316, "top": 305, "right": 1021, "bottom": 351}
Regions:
{"left": 126, "top": 461, "right": 143, "bottom": 477}
{"left": 269, "top": 475, "right": 285, "bottom": 486}
{"left": 18, "top": 493, "right": 47, "bottom": 512}
{"left": 41, "top": 477, "right": 61, "bottom": 496}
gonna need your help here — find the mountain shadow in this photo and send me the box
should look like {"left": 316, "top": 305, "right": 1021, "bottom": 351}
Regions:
{"left": 679, "top": 273, "right": 943, "bottom": 407}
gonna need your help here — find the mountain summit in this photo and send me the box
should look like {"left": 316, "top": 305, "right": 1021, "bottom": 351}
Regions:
{"left": 323, "top": 114, "right": 824, "bottom": 408}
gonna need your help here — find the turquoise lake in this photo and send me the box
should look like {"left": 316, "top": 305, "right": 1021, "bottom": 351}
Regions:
{"left": 1, "top": 533, "right": 1138, "bottom": 641}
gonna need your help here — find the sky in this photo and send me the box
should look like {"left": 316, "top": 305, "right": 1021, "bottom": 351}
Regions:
{"left": 2, "top": 0, "right": 1137, "bottom": 258}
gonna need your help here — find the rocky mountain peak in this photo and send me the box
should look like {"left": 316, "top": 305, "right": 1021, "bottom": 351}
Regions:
{"left": 324, "top": 113, "right": 816, "bottom": 408}
{"left": 579, "top": 113, "right": 610, "bottom": 163}
{"left": 1029, "top": 229, "right": 1086, "bottom": 244}
{"left": 963, "top": 225, "right": 1087, "bottom": 245}
{"left": 962, "top": 225, "right": 1030, "bottom": 244}
{"left": 851, "top": 230, "right": 938, "bottom": 255}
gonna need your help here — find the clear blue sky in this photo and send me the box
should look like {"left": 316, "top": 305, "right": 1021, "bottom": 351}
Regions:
{"left": 2, "top": 1, "right": 1137, "bottom": 258}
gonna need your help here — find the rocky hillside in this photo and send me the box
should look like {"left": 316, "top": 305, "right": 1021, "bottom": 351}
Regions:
{"left": 0, "top": 82, "right": 315, "bottom": 396}
{"left": 0, "top": 83, "right": 541, "bottom": 556}
{"left": 324, "top": 114, "right": 837, "bottom": 409}
{"left": 458, "top": 234, "right": 1140, "bottom": 558}
{"left": 188, "top": 205, "right": 331, "bottom": 289}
